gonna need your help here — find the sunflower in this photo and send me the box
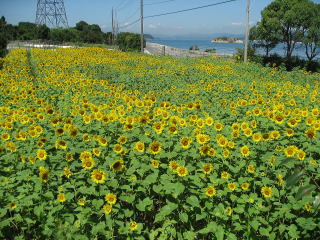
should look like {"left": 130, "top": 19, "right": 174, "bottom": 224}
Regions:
{"left": 78, "top": 198, "right": 85, "bottom": 206}
{"left": 205, "top": 117, "right": 214, "bottom": 126}
{"left": 117, "top": 135, "right": 128, "bottom": 144}
{"left": 180, "top": 137, "right": 192, "bottom": 149}
{"left": 228, "top": 182, "right": 237, "bottom": 191}
{"left": 231, "top": 123, "right": 240, "bottom": 131}
{"left": 277, "top": 175, "right": 284, "bottom": 186}
{"left": 225, "top": 206, "right": 233, "bottom": 216}
{"left": 92, "top": 148, "right": 101, "bottom": 157}
{"left": 247, "top": 164, "right": 255, "bottom": 173}
{"left": 113, "top": 144, "right": 124, "bottom": 154}
{"left": 169, "top": 161, "right": 179, "bottom": 171}
{"left": 207, "top": 148, "right": 217, "bottom": 157}
{"left": 103, "top": 204, "right": 112, "bottom": 214}
{"left": 221, "top": 171, "right": 230, "bottom": 179}
{"left": 153, "top": 122, "right": 163, "bottom": 134}
{"left": 214, "top": 122, "right": 223, "bottom": 131}
{"left": 105, "top": 193, "right": 117, "bottom": 205}
{"left": 151, "top": 160, "right": 159, "bottom": 168}
{"left": 176, "top": 166, "right": 188, "bottom": 177}
{"left": 167, "top": 125, "right": 178, "bottom": 134}
{"left": 205, "top": 186, "right": 216, "bottom": 197}
{"left": 261, "top": 186, "right": 272, "bottom": 198}
{"left": 305, "top": 128, "right": 316, "bottom": 139}
{"left": 240, "top": 145, "right": 250, "bottom": 157}
{"left": 252, "top": 132, "right": 262, "bottom": 142}
{"left": 98, "top": 137, "right": 108, "bottom": 147}
{"left": 134, "top": 141, "right": 145, "bottom": 152}
{"left": 287, "top": 118, "right": 299, "bottom": 128}
{"left": 274, "top": 114, "right": 285, "bottom": 124}
{"left": 304, "top": 202, "right": 312, "bottom": 212}
{"left": 55, "top": 140, "right": 67, "bottom": 150}
{"left": 65, "top": 152, "right": 74, "bottom": 162}
{"left": 202, "top": 163, "right": 213, "bottom": 174}
{"left": 55, "top": 128, "right": 64, "bottom": 136}
{"left": 149, "top": 141, "right": 162, "bottom": 155}
{"left": 64, "top": 167, "right": 71, "bottom": 178}
{"left": 217, "top": 136, "right": 228, "bottom": 147}
{"left": 91, "top": 169, "right": 106, "bottom": 184}
{"left": 285, "top": 129, "right": 294, "bottom": 137}
{"left": 244, "top": 128, "right": 253, "bottom": 137}
{"left": 39, "top": 166, "right": 49, "bottom": 182}
{"left": 199, "top": 145, "right": 210, "bottom": 156}
{"left": 284, "top": 145, "right": 297, "bottom": 157}
{"left": 196, "top": 134, "right": 210, "bottom": 145}
{"left": 82, "top": 133, "right": 91, "bottom": 142}
{"left": 262, "top": 133, "right": 270, "bottom": 141}
{"left": 111, "top": 159, "right": 125, "bottom": 172}
{"left": 129, "top": 221, "right": 138, "bottom": 231}
{"left": 9, "top": 202, "right": 17, "bottom": 210}
{"left": 82, "top": 158, "right": 95, "bottom": 170}
{"left": 269, "top": 155, "right": 276, "bottom": 165}
{"left": 1, "top": 132, "right": 10, "bottom": 141}
{"left": 227, "top": 141, "right": 235, "bottom": 149}
{"left": 270, "top": 130, "right": 280, "bottom": 140}
{"left": 297, "top": 150, "right": 306, "bottom": 160}
{"left": 57, "top": 193, "right": 66, "bottom": 203}
{"left": 36, "top": 149, "right": 47, "bottom": 161}
{"left": 231, "top": 131, "right": 240, "bottom": 139}
{"left": 241, "top": 182, "right": 249, "bottom": 191}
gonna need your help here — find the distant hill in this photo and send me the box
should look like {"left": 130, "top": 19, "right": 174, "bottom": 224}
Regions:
{"left": 144, "top": 34, "right": 154, "bottom": 40}
{"left": 212, "top": 37, "right": 243, "bottom": 44}
{"left": 152, "top": 33, "right": 244, "bottom": 40}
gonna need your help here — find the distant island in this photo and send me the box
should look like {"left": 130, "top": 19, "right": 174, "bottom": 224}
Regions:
{"left": 144, "top": 34, "right": 154, "bottom": 40}
{"left": 211, "top": 37, "right": 243, "bottom": 44}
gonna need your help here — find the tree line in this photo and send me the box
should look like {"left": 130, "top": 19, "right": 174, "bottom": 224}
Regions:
{"left": 0, "top": 17, "right": 147, "bottom": 58}
{"left": 249, "top": 0, "right": 320, "bottom": 66}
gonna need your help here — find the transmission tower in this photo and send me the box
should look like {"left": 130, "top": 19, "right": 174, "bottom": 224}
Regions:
{"left": 35, "top": 0, "right": 69, "bottom": 28}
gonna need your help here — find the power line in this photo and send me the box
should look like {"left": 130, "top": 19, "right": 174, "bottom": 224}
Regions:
{"left": 144, "top": 0, "right": 175, "bottom": 6}
{"left": 119, "top": 19, "right": 140, "bottom": 29}
{"left": 116, "top": 0, "right": 132, "bottom": 11}
{"left": 119, "top": 0, "right": 238, "bottom": 30}
{"left": 120, "top": 7, "right": 140, "bottom": 23}
{"left": 145, "top": 0, "right": 237, "bottom": 19}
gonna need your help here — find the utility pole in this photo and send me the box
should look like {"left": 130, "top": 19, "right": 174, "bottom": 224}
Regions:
{"left": 140, "top": 0, "right": 144, "bottom": 53}
{"left": 244, "top": 0, "right": 250, "bottom": 63}
{"left": 112, "top": 8, "right": 114, "bottom": 44}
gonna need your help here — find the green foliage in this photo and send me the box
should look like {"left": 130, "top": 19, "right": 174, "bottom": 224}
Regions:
{"left": 252, "top": 0, "right": 320, "bottom": 60}
{"left": 0, "top": 16, "right": 8, "bottom": 58}
{"left": 116, "top": 32, "right": 145, "bottom": 51}
{"left": 189, "top": 45, "right": 199, "bottom": 51}
{"left": 0, "top": 47, "right": 319, "bottom": 239}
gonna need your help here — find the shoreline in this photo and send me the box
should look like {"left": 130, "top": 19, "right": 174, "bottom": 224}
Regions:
{"left": 145, "top": 42, "right": 233, "bottom": 58}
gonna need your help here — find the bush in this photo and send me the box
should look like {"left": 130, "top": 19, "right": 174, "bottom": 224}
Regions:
{"left": 0, "top": 17, "right": 8, "bottom": 58}
{"left": 116, "top": 32, "right": 145, "bottom": 51}
{"left": 205, "top": 48, "right": 216, "bottom": 53}
{"left": 189, "top": 45, "right": 199, "bottom": 51}
{"left": 235, "top": 46, "right": 256, "bottom": 61}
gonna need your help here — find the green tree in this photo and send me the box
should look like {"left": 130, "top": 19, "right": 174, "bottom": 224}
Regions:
{"left": 300, "top": 2, "right": 320, "bottom": 61}
{"left": 0, "top": 16, "right": 8, "bottom": 57}
{"left": 37, "top": 24, "right": 50, "bottom": 40}
{"left": 250, "top": 19, "right": 280, "bottom": 57}
{"left": 260, "top": 0, "right": 313, "bottom": 58}
{"left": 17, "top": 22, "right": 37, "bottom": 40}
{"left": 75, "top": 21, "right": 89, "bottom": 31}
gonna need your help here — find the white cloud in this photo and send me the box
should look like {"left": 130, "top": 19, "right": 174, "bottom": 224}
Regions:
{"left": 231, "top": 22, "right": 243, "bottom": 26}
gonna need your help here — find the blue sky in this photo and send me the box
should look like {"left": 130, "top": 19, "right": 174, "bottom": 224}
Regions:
{"left": 1, "top": 0, "right": 319, "bottom": 36}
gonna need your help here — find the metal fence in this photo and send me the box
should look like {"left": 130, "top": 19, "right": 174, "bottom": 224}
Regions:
{"left": 145, "top": 42, "right": 233, "bottom": 58}
{"left": 7, "top": 40, "right": 77, "bottom": 50}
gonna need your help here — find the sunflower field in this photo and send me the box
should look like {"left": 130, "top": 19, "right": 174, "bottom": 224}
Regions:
{"left": 0, "top": 48, "right": 319, "bottom": 240}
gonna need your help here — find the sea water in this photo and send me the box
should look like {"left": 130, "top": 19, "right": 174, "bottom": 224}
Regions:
{"left": 147, "top": 39, "right": 317, "bottom": 60}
